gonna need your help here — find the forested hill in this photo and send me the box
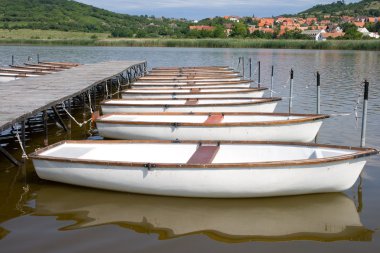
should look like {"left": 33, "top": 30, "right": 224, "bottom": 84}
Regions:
{"left": 0, "top": 0, "right": 189, "bottom": 37}
{"left": 300, "top": 0, "right": 380, "bottom": 16}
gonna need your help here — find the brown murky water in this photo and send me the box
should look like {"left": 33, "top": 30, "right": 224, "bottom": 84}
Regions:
{"left": 1, "top": 47, "right": 380, "bottom": 252}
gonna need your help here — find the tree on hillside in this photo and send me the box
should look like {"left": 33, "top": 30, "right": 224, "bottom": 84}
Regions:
{"left": 213, "top": 25, "right": 227, "bottom": 38}
{"left": 340, "top": 23, "right": 363, "bottom": 39}
{"left": 231, "top": 22, "right": 248, "bottom": 37}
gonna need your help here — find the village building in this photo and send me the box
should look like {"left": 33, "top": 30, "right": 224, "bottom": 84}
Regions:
{"left": 189, "top": 25, "right": 215, "bottom": 31}
{"left": 357, "top": 27, "right": 380, "bottom": 38}
{"left": 248, "top": 26, "right": 275, "bottom": 34}
{"left": 301, "top": 29, "right": 326, "bottom": 41}
{"left": 224, "top": 16, "right": 240, "bottom": 22}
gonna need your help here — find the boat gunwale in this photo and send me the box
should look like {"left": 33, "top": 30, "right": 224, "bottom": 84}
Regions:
{"left": 132, "top": 80, "right": 252, "bottom": 85}
{"left": 134, "top": 79, "right": 249, "bottom": 83}
{"left": 29, "top": 140, "right": 379, "bottom": 169}
{"left": 96, "top": 112, "right": 330, "bottom": 127}
{"left": 129, "top": 87, "right": 259, "bottom": 91}
{"left": 122, "top": 88, "right": 267, "bottom": 96}
{"left": 100, "top": 97, "right": 281, "bottom": 108}
{"left": 139, "top": 77, "right": 243, "bottom": 81}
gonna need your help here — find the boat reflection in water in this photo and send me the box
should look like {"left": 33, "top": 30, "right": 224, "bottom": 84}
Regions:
{"left": 34, "top": 185, "right": 372, "bottom": 243}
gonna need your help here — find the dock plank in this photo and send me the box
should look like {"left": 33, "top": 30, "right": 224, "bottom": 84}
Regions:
{"left": 0, "top": 61, "right": 145, "bottom": 131}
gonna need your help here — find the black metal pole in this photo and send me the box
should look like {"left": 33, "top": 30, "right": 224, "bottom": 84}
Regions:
{"left": 270, "top": 65, "right": 274, "bottom": 97}
{"left": 12, "top": 55, "right": 14, "bottom": 66}
{"left": 361, "top": 80, "right": 369, "bottom": 147}
{"left": 317, "top": 71, "right": 321, "bottom": 114}
{"left": 289, "top": 69, "right": 294, "bottom": 114}
{"left": 249, "top": 58, "right": 252, "bottom": 80}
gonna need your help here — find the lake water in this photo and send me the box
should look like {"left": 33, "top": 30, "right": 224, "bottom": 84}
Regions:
{"left": 0, "top": 46, "right": 380, "bottom": 253}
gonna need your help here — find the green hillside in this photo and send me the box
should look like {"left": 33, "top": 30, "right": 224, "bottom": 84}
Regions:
{"left": 0, "top": 0, "right": 190, "bottom": 37}
{"left": 300, "top": 0, "right": 380, "bottom": 16}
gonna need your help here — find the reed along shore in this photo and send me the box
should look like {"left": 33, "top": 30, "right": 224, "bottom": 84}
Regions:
{"left": 1, "top": 38, "right": 379, "bottom": 50}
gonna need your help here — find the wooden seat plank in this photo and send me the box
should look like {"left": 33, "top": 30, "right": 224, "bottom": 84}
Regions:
{"left": 204, "top": 114, "right": 224, "bottom": 124}
{"left": 187, "top": 145, "right": 220, "bottom": 164}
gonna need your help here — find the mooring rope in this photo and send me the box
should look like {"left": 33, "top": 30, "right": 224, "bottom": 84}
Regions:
{"left": 61, "top": 102, "right": 92, "bottom": 128}
{"left": 354, "top": 81, "right": 365, "bottom": 127}
{"left": 16, "top": 183, "right": 30, "bottom": 214}
{"left": 14, "top": 125, "right": 28, "bottom": 159}
{"left": 244, "top": 66, "right": 258, "bottom": 80}
{"left": 87, "top": 92, "right": 94, "bottom": 114}
{"left": 105, "top": 80, "right": 109, "bottom": 98}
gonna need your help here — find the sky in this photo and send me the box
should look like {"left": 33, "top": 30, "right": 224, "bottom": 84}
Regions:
{"left": 75, "top": 0, "right": 360, "bottom": 20}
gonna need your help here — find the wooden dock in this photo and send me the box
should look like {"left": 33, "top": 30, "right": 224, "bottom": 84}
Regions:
{"left": 0, "top": 61, "right": 146, "bottom": 132}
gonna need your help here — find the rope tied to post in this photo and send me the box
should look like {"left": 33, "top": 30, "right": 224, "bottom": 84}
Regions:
{"left": 13, "top": 124, "right": 28, "bottom": 159}
{"left": 246, "top": 66, "right": 258, "bottom": 81}
{"left": 61, "top": 92, "right": 95, "bottom": 128}
{"left": 354, "top": 81, "right": 366, "bottom": 128}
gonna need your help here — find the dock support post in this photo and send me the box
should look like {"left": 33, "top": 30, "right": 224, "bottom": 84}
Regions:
{"left": 82, "top": 93, "right": 87, "bottom": 125}
{"left": 67, "top": 99, "right": 72, "bottom": 132}
{"left": 0, "top": 147, "right": 21, "bottom": 166}
{"left": 289, "top": 69, "right": 294, "bottom": 114}
{"left": 37, "top": 54, "right": 40, "bottom": 63}
{"left": 109, "top": 79, "right": 113, "bottom": 98}
{"left": 258, "top": 61, "right": 261, "bottom": 88}
{"left": 317, "top": 71, "right": 321, "bottom": 114}
{"left": 360, "top": 80, "right": 369, "bottom": 147}
{"left": 52, "top": 106, "right": 68, "bottom": 132}
{"left": 21, "top": 120, "right": 26, "bottom": 152}
{"left": 12, "top": 55, "right": 14, "bottom": 66}
{"left": 270, "top": 65, "right": 274, "bottom": 97}
{"left": 43, "top": 110, "right": 48, "bottom": 146}
{"left": 92, "top": 87, "right": 97, "bottom": 111}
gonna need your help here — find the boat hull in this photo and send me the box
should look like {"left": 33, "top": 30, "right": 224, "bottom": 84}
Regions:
{"left": 101, "top": 101, "right": 278, "bottom": 113}
{"left": 121, "top": 90, "right": 265, "bottom": 99}
{"left": 33, "top": 158, "right": 367, "bottom": 198}
{"left": 97, "top": 120, "right": 323, "bottom": 142}
{"left": 132, "top": 83, "right": 252, "bottom": 88}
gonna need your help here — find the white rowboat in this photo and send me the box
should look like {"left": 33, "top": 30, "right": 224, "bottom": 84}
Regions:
{"left": 100, "top": 97, "right": 280, "bottom": 114}
{"left": 132, "top": 80, "right": 252, "bottom": 87}
{"left": 122, "top": 87, "right": 266, "bottom": 99}
{"left": 30, "top": 140, "right": 378, "bottom": 198}
{"left": 96, "top": 112, "right": 329, "bottom": 142}
{"left": 131, "top": 83, "right": 252, "bottom": 88}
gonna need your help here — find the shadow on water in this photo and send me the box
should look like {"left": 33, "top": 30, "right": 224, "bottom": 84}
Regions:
{"left": 16, "top": 184, "right": 373, "bottom": 243}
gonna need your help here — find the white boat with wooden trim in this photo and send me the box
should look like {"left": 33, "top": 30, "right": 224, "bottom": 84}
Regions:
{"left": 100, "top": 97, "right": 280, "bottom": 114}
{"left": 146, "top": 72, "right": 240, "bottom": 77}
{"left": 131, "top": 82, "right": 252, "bottom": 89}
{"left": 96, "top": 112, "right": 328, "bottom": 142}
{"left": 152, "top": 66, "right": 231, "bottom": 70}
{"left": 30, "top": 140, "right": 378, "bottom": 198}
{"left": 132, "top": 80, "right": 252, "bottom": 88}
{"left": 35, "top": 186, "right": 372, "bottom": 242}
{"left": 137, "top": 77, "right": 243, "bottom": 82}
{"left": 122, "top": 87, "right": 266, "bottom": 99}
{"left": 0, "top": 73, "right": 36, "bottom": 82}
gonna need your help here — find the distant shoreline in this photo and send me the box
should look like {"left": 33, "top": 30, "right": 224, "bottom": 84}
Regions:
{"left": 0, "top": 38, "right": 379, "bottom": 51}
